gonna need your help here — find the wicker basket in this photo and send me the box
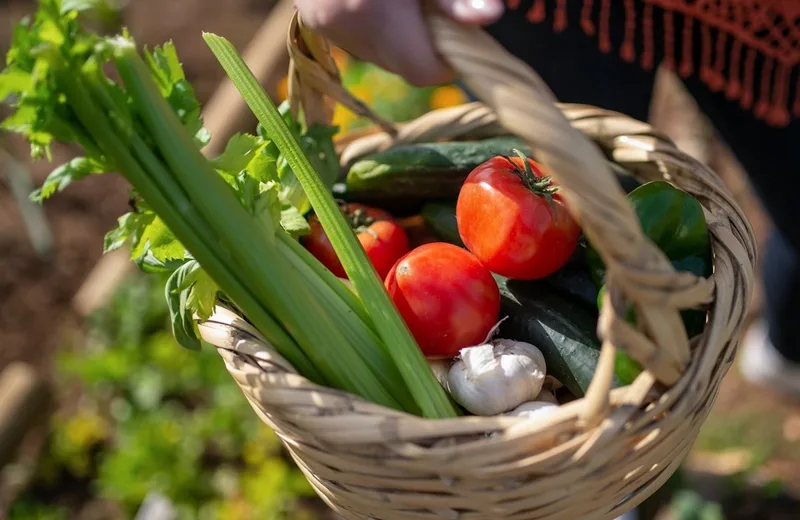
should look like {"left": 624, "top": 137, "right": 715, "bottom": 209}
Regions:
{"left": 196, "top": 12, "right": 757, "bottom": 520}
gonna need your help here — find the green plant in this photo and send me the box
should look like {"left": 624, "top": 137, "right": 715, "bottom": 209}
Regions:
{"left": 668, "top": 490, "right": 725, "bottom": 520}
{"left": 12, "top": 271, "right": 319, "bottom": 519}
{"left": 8, "top": 499, "right": 69, "bottom": 520}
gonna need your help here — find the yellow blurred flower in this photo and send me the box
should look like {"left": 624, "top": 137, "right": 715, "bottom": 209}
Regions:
{"left": 242, "top": 440, "right": 267, "bottom": 467}
{"left": 430, "top": 85, "right": 468, "bottom": 109}
{"left": 64, "top": 411, "right": 108, "bottom": 448}
{"left": 350, "top": 84, "right": 373, "bottom": 105}
{"left": 331, "top": 46, "right": 349, "bottom": 72}
{"left": 277, "top": 75, "right": 289, "bottom": 101}
{"left": 332, "top": 103, "right": 357, "bottom": 134}
{"left": 212, "top": 498, "right": 252, "bottom": 520}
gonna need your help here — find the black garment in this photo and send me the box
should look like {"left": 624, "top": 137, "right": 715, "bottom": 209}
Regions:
{"left": 481, "top": 0, "right": 800, "bottom": 362}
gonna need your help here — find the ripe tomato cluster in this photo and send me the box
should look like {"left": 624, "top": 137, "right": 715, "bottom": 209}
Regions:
{"left": 303, "top": 153, "right": 581, "bottom": 359}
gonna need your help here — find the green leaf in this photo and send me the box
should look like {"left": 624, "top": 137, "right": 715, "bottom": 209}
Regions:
{"left": 60, "top": 0, "right": 103, "bottom": 13}
{"left": 279, "top": 203, "right": 310, "bottom": 237}
{"left": 104, "top": 211, "right": 152, "bottom": 253}
{"left": 0, "top": 68, "right": 33, "bottom": 100}
{"left": 257, "top": 181, "right": 310, "bottom": 238}
{"left": 133, "top": 249, "right": 188, "bottom": 274}
{"left": 105, "top": 208, "right": 186, "bottom": 265}
{"left": 30, "top": 156, "right": 104, "bottom": 202}
{"left": 210, "top": 132, "right": 260, "bottom": 174}
{"left": 143, "top": 42, "right": 210, "bottom": 147}
{"left": 165, "top": 260, "right": 202, "bottom": 350}
{"left": 132, "top": 215, "right": 185, "bottom": 261}
{"left": 246, "top": 140, "right": 279, "bottom": 183}
{"left": 185, "top": 268, "right": 218, "bottom": 321}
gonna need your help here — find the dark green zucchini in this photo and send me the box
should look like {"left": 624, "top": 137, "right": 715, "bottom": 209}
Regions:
{"left": 494, "top": 275, "right": 622, "bottom": 397}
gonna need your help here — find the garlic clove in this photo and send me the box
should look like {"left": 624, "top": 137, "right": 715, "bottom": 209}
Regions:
{"left": 446, "top": 340, "right": 546, "bottom": 416}
{"left": 535, "top": 389, "right": 559, "bottom": 404}
{"left": 507, "top": 401, "right": 559, "bottom": 421}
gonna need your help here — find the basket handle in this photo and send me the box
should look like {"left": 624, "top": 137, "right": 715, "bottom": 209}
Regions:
{"left": 286, "top": 11, "right": 712, "bottom": 425}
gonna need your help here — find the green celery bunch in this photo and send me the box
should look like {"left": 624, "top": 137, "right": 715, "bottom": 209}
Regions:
{"left": 1, "top": 0, "right": 457, "bottom": 418}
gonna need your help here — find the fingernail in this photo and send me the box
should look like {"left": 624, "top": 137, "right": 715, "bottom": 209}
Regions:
{"left": 452, "top": 0, "right": 505, "bottom": 23}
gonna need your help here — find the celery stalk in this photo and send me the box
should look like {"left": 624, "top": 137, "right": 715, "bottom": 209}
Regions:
{"left": 276, "top": 234, "right": 420, "bottom": 413}
{"left": 276, "top": 232, "right": 373, "bottom": 328}
{"left": 203, "top": 33, "right": 458, "bottom": 418}
{"left": 112, "top": 41, "right": 406, "bottom": 411}
{"left": 56, "top": 66, "right": 326, "bottom": 383}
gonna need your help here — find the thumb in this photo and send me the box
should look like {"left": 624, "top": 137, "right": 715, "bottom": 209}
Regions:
{"left": 436, "top": 0, "right": 505, "bottom": 24}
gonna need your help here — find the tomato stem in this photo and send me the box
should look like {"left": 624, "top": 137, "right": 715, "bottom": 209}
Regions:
{"left": 508, "top": 149, "right": 560, "bottom": 219}
{"left": 349, "top": 207, "right": 376, "bottom": 230}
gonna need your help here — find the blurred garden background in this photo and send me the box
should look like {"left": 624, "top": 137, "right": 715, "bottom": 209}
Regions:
{"left": 0, "top": 1, "right": 798, "bottom": 519}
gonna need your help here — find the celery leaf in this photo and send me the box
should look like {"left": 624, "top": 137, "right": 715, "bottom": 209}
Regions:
{"left": 144, "top": 41, "right": 210, "bottom": 147}
{"left": 30, "top": 156, "right": 105, "bottom": 202}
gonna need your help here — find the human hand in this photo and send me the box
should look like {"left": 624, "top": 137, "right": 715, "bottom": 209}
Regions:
{"left": 293, "top": 0, "right": 505, "bottom": 86}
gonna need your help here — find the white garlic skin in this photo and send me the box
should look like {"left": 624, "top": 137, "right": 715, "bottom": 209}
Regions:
{"left": 426, "top": 359, "right": 452, "bottom": 389}
{"left": 507, "top": 401, "right": 559, "bottom": 421}
{"left": 535, "top": 389, "right": 559, "bottom": 404}
{"left": 447, "top": 339, "right": 546, "bottom": 416}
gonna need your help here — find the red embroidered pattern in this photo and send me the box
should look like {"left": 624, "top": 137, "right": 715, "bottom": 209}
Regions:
{"left": 507, "top": 0, "right": 800, "bottom": 127}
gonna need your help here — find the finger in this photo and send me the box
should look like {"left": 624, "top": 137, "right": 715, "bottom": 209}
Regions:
{"left": 436, "top": 0, "right": 505, "bottom": 24}
{"left": 373, "top": 1, "right": 455, "bottom": 86}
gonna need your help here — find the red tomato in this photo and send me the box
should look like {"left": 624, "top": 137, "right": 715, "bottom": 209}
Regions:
{"left": 456, "top": 154, "right": 581, "bottom": 280}
{"left": 384, "top": 243, "right": 501, "bottom": 359}
{"left": 303, "top": 203, "right": 409, "bottom": 280}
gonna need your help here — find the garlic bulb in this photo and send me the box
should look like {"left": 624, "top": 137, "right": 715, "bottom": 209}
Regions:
{"left": 535, "top": 389, "right": 559, "bottom": 404}
{"left": 507, "top": 401, "right": 559, "bottom": 421}
{"left": 447, "top": 339, "right": 546, "bottom": 416}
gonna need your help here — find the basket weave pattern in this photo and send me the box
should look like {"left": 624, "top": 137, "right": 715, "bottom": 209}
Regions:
{"left": 196, "top": 12, "right": 757, "bottom": 520}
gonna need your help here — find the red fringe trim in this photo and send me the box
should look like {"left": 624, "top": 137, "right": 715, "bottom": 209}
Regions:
{"left": 679, "top": 16, "right": 694, "bottom": 78}
{"left": 663, "top": 9, "right": 675, "bottom": 70}
{"left": 505, "top": 0, "right": 798, "bottom": 128}
{"left": 599, "top": 0, "right": 612, "bottom": 53}
{"left": 555, "top": 0, "right": 568, "bottom": 32}
{"left": 642, "top": 2, "right": 654, "bottom": 70}
{"left": 726, "top": 37, "right": 743, "bottom": 100}
{"left": 621, "top": 0, "right": 636, "bottom": 62}
{"left": 528, "top": 0, "right": 546, "bottom": 22}
{"left": 581, "top": 0, "right": 595, "bottom": 35}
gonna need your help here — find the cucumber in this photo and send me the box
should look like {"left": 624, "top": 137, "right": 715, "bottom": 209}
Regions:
{"left": 494, "top": 275, "right": 622, "bottom": 398}
{"left": 421, "top": 202, "right": 599, "bottom": 311}
{"left": 340, "top": 136, "right": 642, "bottom": 214}
{"left": 345, "top": 136, "right": 532, "bottom": 201}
